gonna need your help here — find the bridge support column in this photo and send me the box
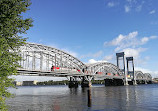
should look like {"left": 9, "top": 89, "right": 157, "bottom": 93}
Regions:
{"left": 133, "top": 80, "right": 137, "bottom": 85}
{"left": 136, "top": 80, "right": 140, "bottom": 84}
{"left": 68, "top": 77, "right": 78, "bottom": 88}
{"left": 145, "top": 80, "right": 147, "bottom": 84}
{"left": 124, "top": 79, "right": 129, "bottom": 85}
{"left": 142, "top": 80, "right": 145, "bottom": 84}
{"left": 147, "top": 81, "right": 152, "bottom": 84}
{"left": 81, "top": 77, "right": 92, "bottom": 88}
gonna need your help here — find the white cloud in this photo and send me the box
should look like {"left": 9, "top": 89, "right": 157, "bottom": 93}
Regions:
{"left": 111, "top": 34, "right": 125, "bottom": 46}
{"left": 93, "top": 51, "right": 103, "bottom": 58}
{"left": 123, "top": 48, "right": 146, "bottom": 59}
{"left": 88, "top": 59, "right": 107, "bottom": 64}
{"left": 125, "top": 0, "right": 145, "bottom": 13}
{"left": 126, "top": 0, "right": 136, "bottom": 3}
{"left": 104, "top": 55, "right": 113, "bottom": 61}
{"left": 104, "top": 31, "right": 157, "bottom": 68}
{"left": 141, "top": 37, "right": 149, "bottom": 44}
{"left": 104, "top": 31, "right": 157, "bottom": 52}
{"left": 149, "top": 10, "right": 156, "bottom": 14}
{"left": 62, "top": 48, "right": 78, "bottom": 57}
{"left": 126, "top": 0, "right": 132, "bottom": 2}
{"left": 107, "top": 2, "right": 115, "bottom": 7}
{"left": 125, "top": 5, "right": 131, "bottom": 12}
{"left": 150, "top": 36, "right": 157, "bottom": 39}
{"left": 88, "top": 59, "right": 98, "bottom": 63}
{"left": 141, "top": 36, "right": 157, "bottom": 44}
{"left": 80, "top": 50, "right": 103, "bottom": 59}
{"left": 136, "top": 5, "right": 142, "bottom": 12}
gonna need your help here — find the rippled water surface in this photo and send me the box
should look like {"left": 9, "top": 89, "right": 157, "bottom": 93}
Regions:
{"left": 6, "top": 84, "right": 158, "bottom": 111}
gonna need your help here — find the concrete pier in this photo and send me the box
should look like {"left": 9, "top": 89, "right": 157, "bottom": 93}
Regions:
{"left": 68, "top": 77, "right": 78, "bottom": 88}
{"left": 68, "top": 81, "right": 78, "bottom": 88}
{"left": 81, "top": 81, "right": 92, "bottom": 88}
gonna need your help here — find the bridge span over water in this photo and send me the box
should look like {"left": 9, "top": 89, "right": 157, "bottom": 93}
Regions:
{"left": 17, "top": 43, "right": 152, "bottom": 87}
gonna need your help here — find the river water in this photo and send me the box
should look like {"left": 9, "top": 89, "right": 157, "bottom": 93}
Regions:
{"left": 6, "top": 84, "right": 158, "bottom": 111}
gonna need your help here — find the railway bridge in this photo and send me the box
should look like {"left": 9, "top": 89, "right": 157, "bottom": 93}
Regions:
{"left": 17, "top": 43, "right": 152, "bottom": 87}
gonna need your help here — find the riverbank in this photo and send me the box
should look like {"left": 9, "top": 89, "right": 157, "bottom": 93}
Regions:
{"left": 36, "top": 80, "right": 105, "bottom": 86}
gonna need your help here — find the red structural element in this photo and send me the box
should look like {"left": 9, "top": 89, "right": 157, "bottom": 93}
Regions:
{"left": 51, "top": 66, "right": 60, "bottom": 71}
{"left": 107, "top": 73, "right": 111, "bottom": 76}
{"left": 115, "top": 74, "right": 118, "bottom": 76}
{"left": 77, "top": 69, "right": 80, "bottom": 72}
{"left": 51, "top": 66, "right": 81, "bottom": 73}
{"left": 96, "top": 72, "right": 103, "bottom": 74}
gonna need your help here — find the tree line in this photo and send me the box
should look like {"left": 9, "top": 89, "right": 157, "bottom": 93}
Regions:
{"left": 0, "top": 0, "right": 33, "bottom": 110}
{"left": 36, "top": 80, "right": 105, "bottom": 85}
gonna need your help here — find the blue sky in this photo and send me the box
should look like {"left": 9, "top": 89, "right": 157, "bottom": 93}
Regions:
{"left": 17, "top": 0, "right": 158, "bottom": 80}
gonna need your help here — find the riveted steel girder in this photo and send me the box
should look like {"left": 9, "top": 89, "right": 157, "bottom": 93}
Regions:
{"left": 86, "top": 62, "right": 123, "bottom": 76}
{"left": 19, "top": 43, "right": 87, "bottom": 74}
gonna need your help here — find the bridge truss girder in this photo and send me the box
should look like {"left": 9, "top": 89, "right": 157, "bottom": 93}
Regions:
{"left": 86, "top": 62, "right": 124, "bottom": 77}
{"left": 135, "top": 71, "right": 152, "bottom": 81}
{"left": 19, "top": 43, "right": 87, "bottom": 74}
{"left": 17, "top": 43, "right": 152, "bottom": 83}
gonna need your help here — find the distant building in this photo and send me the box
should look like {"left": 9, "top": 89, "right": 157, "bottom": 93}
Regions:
{"left": 33, "top": 80, "right": 38, "bottom": 85}
{"left": 16, "top": 81, "right": 23, "bottom": 86}
{"left": 13, "top": 81, "right": 23, "bottom": 86}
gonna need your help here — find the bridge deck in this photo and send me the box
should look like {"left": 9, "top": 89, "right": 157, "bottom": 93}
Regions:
{"left": 17, "top": 69, "right": 124, "bottom": 79}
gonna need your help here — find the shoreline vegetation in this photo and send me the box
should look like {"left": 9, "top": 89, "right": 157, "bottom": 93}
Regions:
{"left": 14, "top": 80, "right": 106, "bottom": 86}
{"left": 37, "top": 80, "right": 105, "bottom": 85}
{"left": 14, "top": 79, "right": 158, "bottom": 86}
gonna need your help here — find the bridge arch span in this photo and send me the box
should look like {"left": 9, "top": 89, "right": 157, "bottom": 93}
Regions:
{"left": 135, "top": 71, "right": 144, "bottom": 80}
{"left": 144, "top": 73, "right": 152, "bottom": 81}
{"left": 86, "top": 62, "right": 123, "bottom": 76}
{"left": 19, "top": 43, "right": 87, "bottom": 74}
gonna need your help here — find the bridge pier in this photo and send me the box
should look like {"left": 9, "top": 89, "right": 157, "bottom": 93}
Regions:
{"left": 145, "top": 80, "right": 147, "bottom": 84}
{"left": 137, "top": 80, "right": 145, "bottom": 84}
{"left": 81, "top": 76, "right": 92, "bottom": 88}
{"left": 147, "top": 81, "right": 152, "bottom": 84}
{"left": 141, "top": 80, "right": 145, "bottom": 84}
{"left": 81, "top": 81, "right": 92, "bottom": 87}
{"left": 127, "top": 80, "right": 137, "bottom": 85}
{"left": 68, "top": 77, "right": 78, "bottom": 88}
{"left": 128, "top": 81, "right": 133, "bottom": 85}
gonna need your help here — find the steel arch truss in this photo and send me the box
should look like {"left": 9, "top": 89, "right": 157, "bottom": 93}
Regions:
{"left": 86, "top": 62, "right": 124, "bottom": 77}
{"left": 135, "top": 71, "right": 152, "bottom": 81}
{"left": 144, "top": 73, "right": 152, "bottom": 81}
{"left": 18, "top": 43, "right": 87, "bottom": 75}
{"left": 135, "top": 71, "right": 144, "bottom": 80}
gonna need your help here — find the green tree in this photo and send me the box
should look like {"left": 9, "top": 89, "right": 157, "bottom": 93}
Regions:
{"left": 0, "top": 0, "right": 32, "bottom": 110}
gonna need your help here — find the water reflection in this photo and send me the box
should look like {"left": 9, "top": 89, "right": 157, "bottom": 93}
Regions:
{"left": 69, "top": 87, "right": 78, "bottom": 95}
{"left": 6, "top": 84, "right": 158, "bottom": 111}
{"left": 53, "top": 100, "right": 60, "bottom": 111}
{"left": 87, "top": 89, "right": 92, "bottom": 107}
